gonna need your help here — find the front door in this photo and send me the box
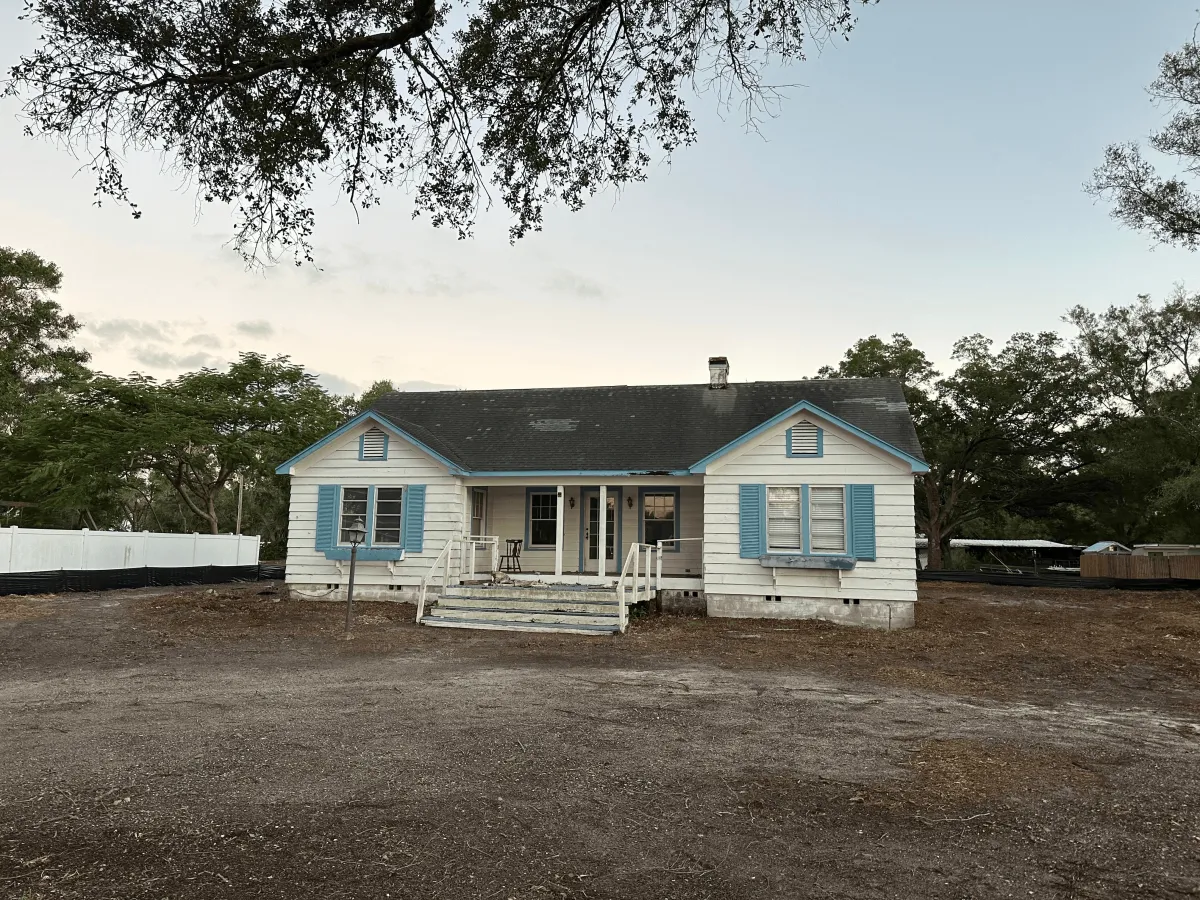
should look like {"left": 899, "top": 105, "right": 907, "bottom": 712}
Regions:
{"left": 582, "top": 489, "right": 619, "bottom": 574}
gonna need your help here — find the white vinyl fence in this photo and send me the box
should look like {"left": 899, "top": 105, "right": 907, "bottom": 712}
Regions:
{"left": 0, "top": 527, "right": 261, "bottom": 574}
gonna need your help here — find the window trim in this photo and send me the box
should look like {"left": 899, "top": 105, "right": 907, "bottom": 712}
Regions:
{"left": 785, "top": 422, "right": 823, "bottom": 458}
{"left": 337, "top": 486, "right": 371, "bottom": 547}
{"left": 764, "top": 483, "right": 849, "bottom": 557}
{"left": 766, "top": 485, "right": 805, "bottom": 554}
{"left": 808, "top": 485, "right": 847, "bottom": 555}
{"left": 371, "top": 486, "right": 405, "bottom": 547}
{"left": 470, "top": 487, "right": 488, "bottom": 537}
{"left": 525, "top": 488, "right": 560, "bottom": 550}
{"left": 638, "top": 487, "right": 681, "bottom": 552}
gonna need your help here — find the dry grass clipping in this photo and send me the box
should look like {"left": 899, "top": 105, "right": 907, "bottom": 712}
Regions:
{"left": 883, "top": 738, "right": 1103, "bottom": 811}
{"left": 0, "top": 597, "right": 55, "bottom": 623}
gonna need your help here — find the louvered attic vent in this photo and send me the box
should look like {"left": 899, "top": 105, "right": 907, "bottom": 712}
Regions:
{"left": 787, "top": 422, "right": 821, "bottom": 457}
{"left": 361, "top": 428, "right": 388, "bottom": 460}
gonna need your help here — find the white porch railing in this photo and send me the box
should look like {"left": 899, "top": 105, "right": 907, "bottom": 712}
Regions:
{"left": 655, "top": 537, "right": 703, "bottom": 586}
{"left": 616, "top": 542, "right": 659, "bottom": 633}
{"left": 463, "top": 535, "right": 500, "bottom": 580}
{"left": 417, "top": 534, "right": 499, "bottom": 623}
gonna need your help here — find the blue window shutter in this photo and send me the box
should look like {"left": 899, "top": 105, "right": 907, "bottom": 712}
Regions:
{"left": 365, "top": 486, "right": 377, "bottom": 548}
{"left": 739, "top": 484, "right": 766, "bottom": 559}
{"left": 315, "top": 484, "right": 338, "bottom": 552}
{"left": 402, "top": 485, "right": 427, "bottom": 552}
{"left": 848, "top": 484, "right": 876, "bottom": 561}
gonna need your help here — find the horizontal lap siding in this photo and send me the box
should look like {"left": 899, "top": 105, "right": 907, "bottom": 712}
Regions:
{"left": 285, "top": 422, "right": 462, "bottom": 586}
{"left": 703, "top": 415, "right": 917, "bottom": 602}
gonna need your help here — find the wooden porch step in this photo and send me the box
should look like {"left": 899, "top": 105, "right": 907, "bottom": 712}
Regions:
{"left": 426, "top": 605, "right": 619, "bottom": 626}
{"left": 437, "top": 595, "right": 620, "bottom": 615}
{"left": 420, "top": 615, "right": 620, "bottom": 635}
{"left": 441, "top": 585, "right": 622, "bottom": 603}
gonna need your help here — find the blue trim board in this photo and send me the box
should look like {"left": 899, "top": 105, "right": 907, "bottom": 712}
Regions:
{"left": 689, "top": 401, "right": 929, "bottom": 474}
{"left": 577, "top": 487, "right": 623, "bottom": 572}
{"left": 276, "top": 410, "right": 464, "bottom": 475}
{"left": 323, "top": 546, "right": 404, "bottom": 562}
{"left": 637, "top": 487, "right": 681, "bottom": 552}
{"left": 468, "top": 469, "right": 692, "bottom": 478}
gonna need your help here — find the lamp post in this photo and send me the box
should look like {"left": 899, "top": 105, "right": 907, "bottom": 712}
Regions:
{"left": 345, "top": 518, "right": 366, "bottom": 632}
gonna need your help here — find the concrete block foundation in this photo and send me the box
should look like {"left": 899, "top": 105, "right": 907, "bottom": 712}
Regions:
{"left": 705, "top": 593, "right": 915, "bottom": 631}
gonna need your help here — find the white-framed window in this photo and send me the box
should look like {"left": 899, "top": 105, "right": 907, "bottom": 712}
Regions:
{"left": 641, "top": 491, "right": 677, "bottom": 547}
{"left": 470, "top": 488, "right": 487, "bottom": 537}
{"left": 339, "top": 487, "right": 369, "bottom": 544}
{"left": 810, "top": 486, "right": 846, "bottom": 553}
{"left": 766, "top": 485, "right": 847, "bottom": 554}
{"left": 373, "top": 488, "right": 404, "bottom": 545}
{"left": 528, "top": 491, "right": 558, "bottom": 548}
{"left": 767, "top": 487, "right": 803, "bottom": 551}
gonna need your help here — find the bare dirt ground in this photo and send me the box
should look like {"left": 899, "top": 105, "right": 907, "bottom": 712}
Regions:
{"left": 2, "top": 581, "right": 1198, "bottom": 899}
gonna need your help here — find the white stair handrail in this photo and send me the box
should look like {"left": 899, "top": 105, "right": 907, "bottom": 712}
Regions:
{"left": 616, "top": 541, "right": 661, "bottom": 631}
{"left": 417, "top": 537, "right": 455, "bottom": 623}
{"left": 616, "top": 543, "right": 637, "bottom": 632}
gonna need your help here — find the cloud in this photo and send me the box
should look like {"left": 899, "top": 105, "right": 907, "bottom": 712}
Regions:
{"left": 235, "top": 319, "right": 274, "bottom": 339}
{"left": 423, "top": 267, "right": 491, "bottom": 298}
{"left": 311, "top": 371, "right": 361, "bottom": 396}
{"left": 88, "top": 319, "right": 177, "bottom": 344}
{"left": 130, "top": 347, "right": 223, "bottom": 370}
{"left": 184, "top": 333, "right": 223, "bottom": 349}
{"left": 391, "top": 380, "right": 459, "bottom": 392}
{"left": 546, "top": 270, "right": 606, "bottom": 301}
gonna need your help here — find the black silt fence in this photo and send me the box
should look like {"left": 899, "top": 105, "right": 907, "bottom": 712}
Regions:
{"left": 918, "top": 569, "right": 1200, "bottom": 591}
{"left": 0, "top": 564, "right": 284, "bottom": 597}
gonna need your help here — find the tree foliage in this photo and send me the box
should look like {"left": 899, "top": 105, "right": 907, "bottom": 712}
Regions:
{"left": 0, "top": 246, "right": 91, "bottom": 433}
{"left": 7, "top": 0, "right": 865, "bottom": 263}
{"left": 818, "top": 332, "right": 1096, "bottom": 568}
{"left": 19, "top": 354, "right": 345, "bottom": 536}
{"left": 1087, "top": 32, "right": 1200, "bottom": 249}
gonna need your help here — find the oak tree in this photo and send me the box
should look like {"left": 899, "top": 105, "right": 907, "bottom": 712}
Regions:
{"left": 7, "top": 0, "right": 868, "bottom": 264}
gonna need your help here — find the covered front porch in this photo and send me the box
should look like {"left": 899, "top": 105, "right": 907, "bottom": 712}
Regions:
{"left": 461, "top": 479, "right": 704, "bottom": 590}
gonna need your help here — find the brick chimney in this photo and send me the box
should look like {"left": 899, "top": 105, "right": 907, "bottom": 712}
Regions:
{"left": 708, "top": 356, "right": 729, "bottom": 389}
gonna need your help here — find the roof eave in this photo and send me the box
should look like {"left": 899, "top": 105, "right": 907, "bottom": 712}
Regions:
{"left": 274, "top": 410, "right": 468, "bottom": 476}
{"left": 686, "top": 399, "right": 930, "bottom": 474}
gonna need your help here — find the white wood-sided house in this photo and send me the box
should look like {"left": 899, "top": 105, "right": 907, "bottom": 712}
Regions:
{"left": 275, "top": 359, "right": 929, "bottom": 634}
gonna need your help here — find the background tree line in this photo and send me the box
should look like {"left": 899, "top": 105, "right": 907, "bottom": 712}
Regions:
{"left": 4, "top": 244, "right": 1199, "bottom": 565}
{"left": 0, "top": 246, "right": 395, "bottom": 557}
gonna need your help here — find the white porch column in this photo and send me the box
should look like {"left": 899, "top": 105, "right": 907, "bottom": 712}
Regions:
{"left": 554, "top": 485, "right": 565, "bottom": 577}
{"left": 597, "top": 485, "right": 607, "bottom": 578}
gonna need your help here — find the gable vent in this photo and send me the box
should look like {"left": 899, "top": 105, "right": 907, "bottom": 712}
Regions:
{"left": 361, "top": 428, "right": 387, "bottom": 460}
{"left": 788, "top": 422, "right": 820, "bottom": 457}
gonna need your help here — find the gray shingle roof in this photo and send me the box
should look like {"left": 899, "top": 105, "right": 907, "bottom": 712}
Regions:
{"left": 369, "top": 378, "right": 924, "bottom": 473}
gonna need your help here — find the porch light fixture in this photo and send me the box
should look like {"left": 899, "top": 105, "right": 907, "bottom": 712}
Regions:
{"left": 569, "top": 495, "right": 575, "bottom": 509}
{"left": 627, "top": 495, "right": 634, "bottom": 509}
{"left": 345, "top": 518, "right": 366, "bottom": 632}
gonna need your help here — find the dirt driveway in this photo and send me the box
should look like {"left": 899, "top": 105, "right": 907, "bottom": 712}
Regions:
{"left": 2, "top": 582, "right": 1199, "bottom": 899}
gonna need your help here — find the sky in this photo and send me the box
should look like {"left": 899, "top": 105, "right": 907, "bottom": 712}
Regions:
{"left": 2, "top": 1, "right": 1200, "bottom": 395}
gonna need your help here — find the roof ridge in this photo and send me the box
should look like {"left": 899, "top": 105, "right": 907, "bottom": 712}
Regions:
{"left": 375, "top": 376, "right": 899, "bottom": 399}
